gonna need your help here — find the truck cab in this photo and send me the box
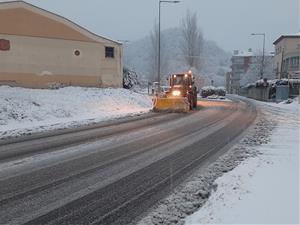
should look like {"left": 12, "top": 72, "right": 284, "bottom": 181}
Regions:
{"left": 166, "top": 71, "right": 197, "bottom": 109}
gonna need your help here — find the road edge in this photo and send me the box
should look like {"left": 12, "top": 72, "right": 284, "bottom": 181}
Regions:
{"left": 136, "top": 96, "right": 274, "bottom": 225}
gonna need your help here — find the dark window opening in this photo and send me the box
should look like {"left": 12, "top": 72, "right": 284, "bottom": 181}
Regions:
{"left": 74, "top": 50, "right": 80, "bottom": 56}
{"left": 105, "top": 47, "right": 114, "bottom": 58}
{"left": 0, "top": 39, "right": 10, "bottom": 51}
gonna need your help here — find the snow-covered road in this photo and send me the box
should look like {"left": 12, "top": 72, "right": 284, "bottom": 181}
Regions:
{"left": 0, "top": 97, "right": 257, "bottom": 225}
{"left": 1, "top": 86, "right": 298, "bottom": 224}
{"left": 138, "top": 96, "right": 299, "bottom": 225}
{"left": 0, "top": 86, "right": 152, "bottom": 139}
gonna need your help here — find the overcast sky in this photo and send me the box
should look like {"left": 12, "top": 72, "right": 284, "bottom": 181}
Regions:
{"left": 4, "top": 0, "right": 300, "bottom": 53}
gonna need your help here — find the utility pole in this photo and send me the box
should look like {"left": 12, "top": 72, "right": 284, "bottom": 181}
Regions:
{"left": 158, "top": 0, "right": 180, "bottom": 93}
{"left": 251, "top": 33, "right": 265, "bottom": 79}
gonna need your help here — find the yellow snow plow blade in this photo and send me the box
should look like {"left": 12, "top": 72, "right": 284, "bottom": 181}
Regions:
{"left": 153, "top": 97, "right": 190, "bottom": 112}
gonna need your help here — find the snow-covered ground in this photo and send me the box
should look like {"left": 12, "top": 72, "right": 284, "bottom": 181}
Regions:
{"left": 138, "top": 96, "right": 299, "bottom": 225}
{"left": 198, "top": 95, "right": 232, "bottom": 102}
{"left": 0, "top": 86, "right": 152, "bottom": 139}
{"left": 185, "top": 97, "right": 300, "bottom": 225}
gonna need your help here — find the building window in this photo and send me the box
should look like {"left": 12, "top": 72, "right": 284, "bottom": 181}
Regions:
{"left": 276, "top": 46, "right": 283, "bottom": 55}
{"left": 297, "top": 43, "right": 300, "bottom": 49}
{"left": 105, "top": 47, "right": 114, "bottom": 58}
{"left": 283, "top": 58, "right": 292, "bottom": 71}
{"left": 0, "top": 39, "right": 10, "bottom": 51}
{"left": 74, "top": 50, "right": 80, "bottom": 56}
{"left": 290, "top": 56, "right": 300, "bottom": 68}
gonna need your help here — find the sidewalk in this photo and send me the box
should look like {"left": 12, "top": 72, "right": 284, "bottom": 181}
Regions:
{"left": 185, "top": 98, "right": 299, "bottom": 224}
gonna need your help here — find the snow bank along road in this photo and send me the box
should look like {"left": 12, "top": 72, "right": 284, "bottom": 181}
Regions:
{"left": 0, "top": 97, "right": 256, "bottom": 225}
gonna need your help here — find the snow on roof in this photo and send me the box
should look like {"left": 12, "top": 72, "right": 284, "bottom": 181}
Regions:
{"left": 280, "top": 78, "right": 300, "bottom": 84}
{"left": 201, "top": 86, "right": 217, "bottom": 91}
{"left": 273, "top": 33, "right": 300, "bottom": 45}
{"left": 201, "top": 86, "right": 225, "bottom": 91}
{"left": 232, "top": 50, "right": 253, "bottom": 57}
{"left": 244, "top": 79, "right": 300, "bottom": 88}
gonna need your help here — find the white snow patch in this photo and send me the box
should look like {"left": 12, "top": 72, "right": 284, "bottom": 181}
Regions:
{"left": 0, "top": 86, "right": 153, "bottom": 139}
{"left": 185, "top": 97, "right": 300, "bottom": 224}
{"left": 206, "top": 95, "right": 231, "bottom": 101}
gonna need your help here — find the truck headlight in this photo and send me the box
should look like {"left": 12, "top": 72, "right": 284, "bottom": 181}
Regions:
{"left": 172, "top": 90, "right": 181, "bottom": 96}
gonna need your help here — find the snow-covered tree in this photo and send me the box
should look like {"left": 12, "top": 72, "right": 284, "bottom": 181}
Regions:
{"left": 123, "top": 67, "right": 138, "bottom": 89}
{"left": 240, "top": 53, "right": 275, "bottom": 86}
{"left": 181, "top": 10, "right": 203, "bottom": 71}
{"left": 124, "top": 28, "right": 230, "bottom": 87}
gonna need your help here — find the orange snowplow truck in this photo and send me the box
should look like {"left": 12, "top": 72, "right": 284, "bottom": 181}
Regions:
{"left": 153, "top": 70, "right": 197, "bottom": 112}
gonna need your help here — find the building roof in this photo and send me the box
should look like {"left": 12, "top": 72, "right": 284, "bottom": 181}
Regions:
{"left": 0, "top": 1, "right": 121, "bottom": 45}
{"left": 273, "top": 34, "right": 300, "bottom": 45}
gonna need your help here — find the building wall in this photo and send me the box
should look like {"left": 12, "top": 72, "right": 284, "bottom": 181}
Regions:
{"left": 274, "top": 37, "right": 300, "bottom": 79}
{"left": 0, "top": 6, "right": 94, "bottom": 42}
{"left": 229, "top": 53, "right": 252, "bottom": 94}
{"left": 0, "top": 3, "right": 123, "bottom": 88}
{"left": 0, "top": 34, "right": 122, "bottom": 88}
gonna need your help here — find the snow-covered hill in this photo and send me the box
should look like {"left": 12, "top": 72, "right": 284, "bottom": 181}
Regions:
{"left": 124, "top": 27, "right": 231, "bottom": 87}
{"left": 0, "top": 86, "right": 152, "bottom": 139}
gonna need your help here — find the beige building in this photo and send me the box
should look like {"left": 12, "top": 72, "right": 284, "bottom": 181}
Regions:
{"left": 0, "top": 1, "right": 123, "bottom": 88}
{"left": 273, "top": 34, "right": 300, "bottom": 79}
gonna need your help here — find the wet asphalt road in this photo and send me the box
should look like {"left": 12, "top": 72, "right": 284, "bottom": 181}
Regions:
{"left": 0, "top": 97, "right": 256, "bottom": 225}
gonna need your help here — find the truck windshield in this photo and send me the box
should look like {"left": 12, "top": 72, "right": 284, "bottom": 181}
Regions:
{"left": 173, "top": 76, "right": 184, "bottom": 85}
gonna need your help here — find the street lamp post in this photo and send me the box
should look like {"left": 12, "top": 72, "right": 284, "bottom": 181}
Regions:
{"left": 251, "top": 33, "right": 265, "bottom": 79}
{"left": 158, "top": 0, "right": 180, "bottom": 93}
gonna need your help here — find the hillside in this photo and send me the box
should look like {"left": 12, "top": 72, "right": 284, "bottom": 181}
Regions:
{"left": 124, "top": 28, "right": 231, "bottom": 87}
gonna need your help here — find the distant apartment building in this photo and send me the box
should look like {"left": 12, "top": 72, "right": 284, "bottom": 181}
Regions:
{"left": 228, "top": 49, "right": 253, "bottom": 94}
{"left": 273, "top": 34, "right": 300, "bottom": 79}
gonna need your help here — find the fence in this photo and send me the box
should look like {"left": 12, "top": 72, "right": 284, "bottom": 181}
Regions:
{"left": 240, "top": 85, "right": 297, "bottom": 102}
{"left": 276, "top": 85, "right": 289, "bottom": 102}
{"left": 240, "top": 86, "right": 271, "bottom": 101}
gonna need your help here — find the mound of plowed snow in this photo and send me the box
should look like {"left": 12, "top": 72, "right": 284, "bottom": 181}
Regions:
{"left": 0, "top": 86, "right": 152, "bottom": 139}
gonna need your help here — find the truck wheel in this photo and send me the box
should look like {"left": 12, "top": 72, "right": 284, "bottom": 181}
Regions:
{"left": 190, "top": 100, "right": 193, "bottom": 110}
{"left": 193, "top": 98, "right": 197, "bottom": 109}
{"left": 188, "top": 94, "right": 193, "bottom": 110}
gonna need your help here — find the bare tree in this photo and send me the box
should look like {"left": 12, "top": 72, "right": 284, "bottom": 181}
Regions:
{"left": 181, "top": 10, "right": 203, "bottom": 70}
{"left": 240, "top": 53, "right": 275, "bottom": 86}
{"left": 149, "top": 22, "right": 159, "bottom": 82}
